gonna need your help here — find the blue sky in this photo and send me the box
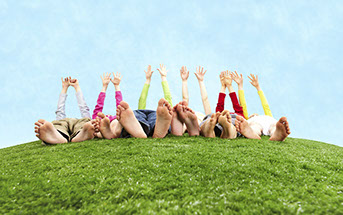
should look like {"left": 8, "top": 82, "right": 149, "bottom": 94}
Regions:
{"left": 0, "top": 0, "right": 342, "bottom": 148}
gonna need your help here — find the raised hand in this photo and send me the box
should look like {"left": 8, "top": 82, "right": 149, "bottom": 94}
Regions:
{"left": 219, "top": 71, "right": 226, "bottom": 87}
{"left": 248, "top": 74, "right": 260, "bottom": 89}
{"left": 61, "top": 77, "right": 70, "bottom": 89}
{"left": 231, "top": 71, "right": 243, "bottom": 86}
{"left": 194, "top": 66, "right": 207, "bottom": 82}
{"left": 223, "top": 70, "right": 232, "bottom": 86}
{"left": 145, "top": 65, "right": 154, "bottom": 80}
{"left": 101, "top": 73, "right": 111, "bottom": 87}
{"left": 111, "top": 72, "right": 122, "bottom": 86}
{"left": 180, "top": 66, "right": 189, "bottom": 81}
{"left": 69, "top": 78, "right": 81, "bottom": 92}
{"left": 157, "top": 64, "right": 168, "bottom": 77}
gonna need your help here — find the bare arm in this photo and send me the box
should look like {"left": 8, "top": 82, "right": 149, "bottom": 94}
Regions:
{"left": 194, "top": 66, "right": 211, "bottom": 115}
{"left": 180, "top": 66, "right": 189, "bottom": 104}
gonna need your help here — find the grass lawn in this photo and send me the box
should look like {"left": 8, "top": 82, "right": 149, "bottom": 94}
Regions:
{"left": 1, "top": 136, "right": 343, "bottom": 214}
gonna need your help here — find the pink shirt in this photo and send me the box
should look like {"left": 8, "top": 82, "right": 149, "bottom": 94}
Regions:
{"left": 92, "top": 91, "right": 122, "bottom": 122}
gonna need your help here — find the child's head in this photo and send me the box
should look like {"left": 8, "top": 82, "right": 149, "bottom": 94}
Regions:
{"left": 249, "top": 113, "right": 259, "bottom": 119}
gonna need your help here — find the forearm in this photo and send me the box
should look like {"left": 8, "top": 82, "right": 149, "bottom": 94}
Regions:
{"left": 229, "top": 92, "right": 243, "bottom": 116}
{"left": 92, "top": 92, "right": 106, "bottom": 119}
{"left": 115, "top": 91, "right": 123, "bottom": 108}
{"left": 162, "top": 80, "right": 173, "bottom": 106}
{"left": 61, "top": 87, "right": 68, "bottom": 94}
{"left": 138, "top": 83, "right": 150, "bottom": 109}
{"left": 220, "top": 86, "right": 226, "bottom": 94}
{"left": 238, "top": 90, "right": 249, "bottom": 119}
{"left": 198, "top": 81, "right": 211, "bottom": 115}
{"left": 182, "top": 80, "right": 189, "bottom": 104}
{"left": 257, "top": 90, "right": 273, "bottom": 117}
{"left": 55, "top": 93, "right": 67, "bottom": 120}
{"left": 227, "top": 85, "right": 234, "bottom": 93}
{"left": 75, "top": 91, "right": 91, "bottom": 118}
{"left": 101, "top": 85, "right": 108, "bottom": 93}
{"left": 216, "top": 93, "right": 226, "bottom": 113}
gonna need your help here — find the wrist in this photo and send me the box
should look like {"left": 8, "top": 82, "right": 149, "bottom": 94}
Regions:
{"left": 161, "top": 76, "right": 167, "bottom": 82}
{"left": 61, "top": 86, "right": 68, "bottom": 94}
{"left": 145, "top": 79, "right": 151, "bottom": 85}
{"left": 238, "top": 84, "right": 243, "bottom": 90}
{"left": 182, "top": 80, "right": 187, "bottom": 83}
{"left": 256, "top": 86, "right": 262, "bottom": 91}
{"left": 74, "top": 86, "right": 81, "bottom": 92}
{"left": 101, "top": 85, "right": 108, "bottom": 92}
{"left": 115, "top": 85, "right": 120, "bottom": 91}
{"left": 220, "top": 86, "right": 226, "bottom": 93}
{"left": 228, "top": 85, "right": 234, "bottom": 93}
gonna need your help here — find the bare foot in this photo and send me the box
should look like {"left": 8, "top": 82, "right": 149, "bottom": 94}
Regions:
{"left": 110, "top": 119, "right": 123, "bottom": 138}
{"left": 200, "top": 112, "right": 220, "bottom": 138}
{"left": 72, "top": 121, "right": 95, "bottom": 142}
{"left": 269, "top": 117, "right": 291, "bottom": 141}
{"left": 91, "top": 118, "right": 102, "bottom": 138}
{"left": 117, "top": 101, "right": 147, "bottom": 138}
{"left": 235, "top": 116, "right": 261, "bottom": 139}
{"left": 171, "top": 104, "right": 184, "bottom": 136}
{"left": 34, "top": 119, "right": 68, "bottom": 144}
{"left": 153, "top": 98, "right": 173, "bottom": 138}
{"left": 218, "top": 111, "right": 237, "bottom": 139}
{"left": 177, "top": 105, "right": 200, "bottom": 136}
{"left": 96, "top": 112, "right": 116, "bottom": 139}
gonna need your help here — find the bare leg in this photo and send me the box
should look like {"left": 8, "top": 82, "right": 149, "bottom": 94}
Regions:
{"left": 200, "top": 112, "right": 220, "bottom": 138}
{"left": 171, "top": 104, "right": 184, "bottom": 136}
{"left": 34, "top": 119, "right": 68, "bottom": 144}
{"left": 235, "top": 116, "right": 261, "bottom": 139}
{"left": 153, "top": 98, "right": 173, "bottom": 138}
{"left": 218, "top": 111, "right": 237, "bottom": 139}
{"left": 71, "top": 121, "right": 95, "bottom": 142}
{"left": 269, "top": 117, "right": 291, "bottom": 141}
{"left": 177, "top": 105, "right": 200, "bottom": 136}
{"left": 116, "top": 101, "right": 147, "bottom": 138}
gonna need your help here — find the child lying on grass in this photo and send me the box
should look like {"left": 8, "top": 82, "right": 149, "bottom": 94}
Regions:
{"left": 34, "top": 77, "right": 96, "bottom": 144}
{"left": 92, "top": 72, "right": 123, "bottom": 139}
{"left": 234, "top": 74, "right": 291, "bottom": 141}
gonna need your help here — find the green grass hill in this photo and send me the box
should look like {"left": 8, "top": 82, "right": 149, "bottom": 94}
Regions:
{"left": 1, "top": 136, "right": 342, "bottom": 214}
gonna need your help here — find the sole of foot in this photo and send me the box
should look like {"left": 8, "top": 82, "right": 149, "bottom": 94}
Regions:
{"left": 153, "top": 98, "right": 173, "bottom": 138}
{"left": 71, "top": 121, "right": 95, "bottom": 142}
{"left": 269, "top": 117, "right": 291, "bottom": 141}
{"left": 117, "top": 101, "right": 147, "bottom": 138}
{"left": 235, "top": 116, "right": 261, "bottom": 139}
{"left": 34, "top": 119, "right": 67, "bottom": 144}
{"left": 218, "top": 111, "right": 237, "bottom": 139}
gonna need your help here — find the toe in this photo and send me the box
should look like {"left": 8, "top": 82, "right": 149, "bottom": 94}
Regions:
{"left": 120, "top": 101, "right": 130, "bottom": 109}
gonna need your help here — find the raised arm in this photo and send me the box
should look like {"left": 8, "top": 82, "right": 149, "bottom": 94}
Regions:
{"left": 111, "top": 72, "right": 123, "bottom": 108}
{"left": 248, "top": 74, "right": 273, "bottom": 117}
{"left": 215, "top": 71, "right": 227, "bottom": 113}
{"left": 92, "top": 73, "right": 111, "bottom": 119}
{"left": 70, "top": 78, "right": 91, "bottom": 119}
{"left": 194, "top": 66, "right": 211, "bottom": 115}
{"left": 224, "top": 71, "right": 243, "bottom": 116}
{"left": 157, "top": 64, "right": 173, "bottom": 106}
{"left": 180, "top": 66, "right": 189, "bottom": 104}
{"left": 138, "top": 65, "right": 153, "bottom": 109}
{"left": 55, "top": 77, "right": 70, "bottom": 120}
{"left": 231, "top": 71, "right": 248, "bottom": 119}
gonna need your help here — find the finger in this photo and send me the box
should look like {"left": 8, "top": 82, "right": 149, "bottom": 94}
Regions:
{"left": 204, "top": 70, "right": 207, "bottom": 75}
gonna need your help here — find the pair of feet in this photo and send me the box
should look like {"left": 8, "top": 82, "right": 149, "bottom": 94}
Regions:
{"left": 171, "top": 101, "right": 200, "bottom": 136}
{"left": 34, "top": 119, "right": 96, "bottom": 144}
{"left": 94, "top": 98, "right": 174, "bottom": 139}
{"left": 200, "top": 110, "right": 237, "bottom": 139}
{"left": 235, "top": 115, "right": 291, "bottom": 141}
